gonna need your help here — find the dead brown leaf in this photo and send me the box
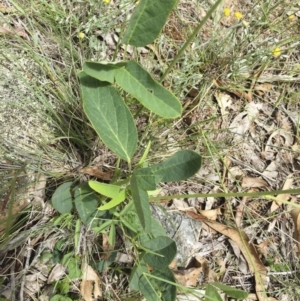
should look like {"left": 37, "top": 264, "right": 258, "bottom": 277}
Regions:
{"left": 174, "top": 267, "right": 202, "bottom": 287}
{"left": 290, "top": 209, "right": 300, "bottom": 255}
{"left": 242, "top": 177, "right": 268, "bottom": 188}
{"left": 254, "top": 83, "right": 273, "bottom": 95}
{"left": 102, "top": 233, "right": 114, "bottom": 261}
{"left": 197, "top": 208, "right": 221, "bottom": 221}
{"left": 81, "top": 263, "right": 102, "bottom": 301}
{"left": 47, "top": 264, "right": 65, "bottom": 284}
{"left": 80, "top": 166, "right": 113, "bottom": 180}
{"left": 0, "top": 22, "right": 28, "bottom": 38}
{"left": 235, "top": 196, "right": 248, "bottom": 227}
{"left": 270, "top": 174, "right": 293, "bottom": 212}
{"left": 186, "top": 211, "right": 273, "bottom": 301}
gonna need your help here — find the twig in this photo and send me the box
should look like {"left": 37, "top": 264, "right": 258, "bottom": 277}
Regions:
{"left": 19, "top": 239, "right": 33, "bottom": 301}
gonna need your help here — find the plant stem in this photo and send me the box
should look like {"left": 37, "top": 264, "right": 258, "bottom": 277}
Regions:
{"left": 150, "top": 188, "right": 300, "bottom": 207}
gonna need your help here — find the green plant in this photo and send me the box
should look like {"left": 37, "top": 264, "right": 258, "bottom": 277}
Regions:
{"left": 50, "top": 0, "right": 249, "bottom": 300}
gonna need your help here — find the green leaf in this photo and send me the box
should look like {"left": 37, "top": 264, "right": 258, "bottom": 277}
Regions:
{"left": 92, "top": 219, "right": 113, "bottom": 233}
{"left": 79, "top": 72, "right": 137, "bottom": 162}
{"left": 133, "top": 168, "right": 158, "bottom": 191}
{"left": 151, "top": 268, "right": 176, "bottom": 301}
{"left": 129, "top": 260, "right": 148, "bottom": 291}
{"left": 137, "top": 141, "right": 152, "bottom": 167}
{"left": 51, "top": 182, "right": 73, "bottom": 214}
{"left": 50, "top": 295, "right": 72, "bottom": 301}
{"left": 115, "top": 61, "right": 181, "bottom": 118}
{"left": 150, "top": 150, "right": 201, "bottom": 182}
{"left": 205, "top": 284, "right": 223, "bottom": 301}
{"left": 122, "top": 0, "right": 178, "bottom": 47}
{"left": 83, "top": 61, "right": 126, "bottom": 83}
{"left": 139, "top": 218, "right": 166, "bottom": 245}
{"left": 142, "top": 236, "right": 177, "bottom": 269}
{"left": 61, "top": 251, "right": 74, "bottom": 266}
{"left": 98, "top": 189, "right": 126, "bottom": 211}
{"left": 74, "top": 183, "right": 99, "bottom": 227}
{"left": 56, "top": 279, "right": 70, "bottom": 295}
{"left": 67, "top": 257, "right": 82, "bottom": 279}
{"left": 130, "top": 174, "right": 152, "bottom": 233}
{"left": 139, "top": 268, "right": 176, "bottom": 301}
{"left": 211, "top": 282, "right": 248, "bottom": 299}
{"left": 108, "top": 223, "right": 116, "bottom": 247}
{"left": 138, "top": 273, "right": 160, "bottom": 301}
{"left": 88, "top": 181, "right": 120, "bottom": 198}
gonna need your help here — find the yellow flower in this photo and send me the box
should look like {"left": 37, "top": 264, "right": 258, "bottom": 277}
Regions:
{"left": 288, "top": 14, "right": 295, "bottom": 20}
{"left": 272, "top": 47, "right": 281, "bottom": 57}
{"left": 234, "top": 11, "right": 243, "bottom": 20}
{"left": 242, "top": 20, "right": 249, "bottom": 27}
{"left": 223, "top": 7, "right": 231, "bottom": 17}
{"left": 78, "top": 32, "right": 85, "bottom": 39}
{"left": 103, "top": 0, "right": 110, "bottom": 3}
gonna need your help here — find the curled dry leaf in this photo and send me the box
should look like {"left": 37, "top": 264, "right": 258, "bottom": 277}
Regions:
{"left": 80, "top": 166, "right": 113, "bottom": 180}
{"left": 270, "top": 174, "right": 293, "bottom": 212}
{"left": 215, "top": 92, "right": 232, "bottom": 122}
{"left": 47, "top": 264, "right": 65, "bottom": 284}
{"left": 81, "top": 263, "right": 102, "bottom": 301}
{"left": 197, "top": 208, "right": 221, "bottom": 221}
{"left": 229, "top": 102, "right": 262, "bottom": 142}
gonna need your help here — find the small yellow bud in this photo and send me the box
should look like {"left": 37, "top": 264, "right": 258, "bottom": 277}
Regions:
{"left": 223, "top": 8, "right": 231, "bottom": 17}
{"left": 272, "top": 47, "right": 281, "bottom": 58}
{"left": 103, "top": 0, "right": 110, "bottom": 3}
{"left": 78, "top": 32, "right": 85, "bottom": 39}
{"left": 242, "top": 20, "right": 249, "bottom": 27}
{"left": 234, "top": 11, "right": 243, "bottom": 20}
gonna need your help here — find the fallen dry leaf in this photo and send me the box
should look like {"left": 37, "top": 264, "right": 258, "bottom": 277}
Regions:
{"left": 102, "top": 233, "right": 114, "bottom": 261}
{"left": 229, "top": 102, "right": 262, "bottom": 142}
{"left": 256, "top": 239, "right": 272, "bottom": 259}
{"left": 270, "top": 174, "right": 293, "bottom": 212}
{"left": 47, "top": 264, "right": 65, "bottom": 284}
{"left": 235, "top": 196, "right": 248, "bottom": 227}
{"left": 215, "top": 92, "right": 232, "bottom": 122}
{"left": 254, "top": 83, "right": 273, "bottom": 95}
{"left": 81, "top": 263, "right": 102, "bottom": 301}
{"left": 242, "top": 177, "right": 268, "bottom": 189}
{"left": 174, "top": 267, "right": 202, "bottom": 287}
{"left": 290, "top": 208, "right": 300, "bottom": 255}
{"left": 186, "top": 211, "right": 273, "bottom": 301}
{"left": 0, "top": 22, "right": 28, "bottom": 38}
{"left": 80, "top": 166, "right": 113, "bottom": 180}
{"left": 197, "top": 208, "right": 221, "bottom": 221}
